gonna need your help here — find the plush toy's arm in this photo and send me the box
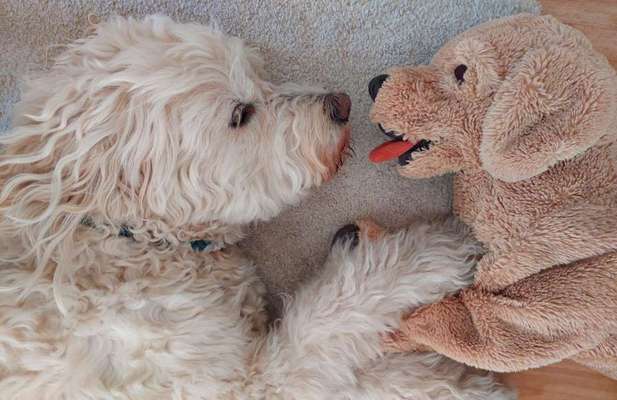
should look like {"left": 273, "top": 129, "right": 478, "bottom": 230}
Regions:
{"left": 387, "top": 252, "right": 617, "bottom": 373}
{"left": 475, "top": 203, "right": 617, "bottom": 292}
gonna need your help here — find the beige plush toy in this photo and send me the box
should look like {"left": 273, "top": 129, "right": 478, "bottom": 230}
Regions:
{"left": 369, "top": 14, "right": 617, "bottom": 378}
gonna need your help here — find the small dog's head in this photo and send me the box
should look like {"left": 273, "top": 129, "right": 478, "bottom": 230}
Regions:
{"left": 369, "top": 14, "right": 616, "bottom": 182}
{"left": 0, "top": 16, "right": 351, "bottom": 246}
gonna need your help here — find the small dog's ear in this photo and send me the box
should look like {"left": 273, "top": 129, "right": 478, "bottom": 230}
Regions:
{"left": 480, "top": 43, "right": 616, "bottom": 182}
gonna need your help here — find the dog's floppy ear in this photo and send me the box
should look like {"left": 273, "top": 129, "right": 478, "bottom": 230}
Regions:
{"left": 480, "top": 43, "right": 616, "bottom": 182}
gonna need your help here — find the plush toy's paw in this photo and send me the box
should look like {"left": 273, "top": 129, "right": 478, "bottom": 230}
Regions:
{"left": 381, "top": 329, "right": 432, "bottom": 353}
{"left": 381, "top": 311, "right": 434, "bottom": 353}
{"left": 381, "top": 330, "right": 412, "bottom": 352}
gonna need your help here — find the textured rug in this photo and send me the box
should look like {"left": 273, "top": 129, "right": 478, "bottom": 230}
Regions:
{"left": 0, "top": 0, "right": 540, "bottom": 314}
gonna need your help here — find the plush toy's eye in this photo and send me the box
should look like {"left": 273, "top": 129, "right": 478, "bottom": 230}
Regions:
{"left": 230, "top": 103, "right": 255, "bottom": 128}
{"left": 454, "top": 64, "right": 467, "bottom": 84}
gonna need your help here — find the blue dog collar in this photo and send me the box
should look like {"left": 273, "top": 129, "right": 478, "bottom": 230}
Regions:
{"left": 119, "top": 224, "right": 223, "bottom": 253}
{"left": 82, "top": 218, "right": 223, "bottom": 253}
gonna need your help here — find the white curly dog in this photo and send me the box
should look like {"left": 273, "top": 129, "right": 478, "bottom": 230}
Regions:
{"left": 0, "top": 16, "right": 512, "bottom": 400}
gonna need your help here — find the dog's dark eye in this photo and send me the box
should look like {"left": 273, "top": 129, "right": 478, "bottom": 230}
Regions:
{"left": 230, "top": 103, "right": 255, "bottom": 128}
{"left": 454, "top": 64, "right": 467, "bottom": 84}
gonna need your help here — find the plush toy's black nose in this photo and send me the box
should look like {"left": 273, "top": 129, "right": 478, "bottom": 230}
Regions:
{"left": 368, "top": 74, "right": 389, "bottom": 101}
{"left": 324, "top": 92, "right": 351, "bottom": 124}
{"left": 331, "top": 223, "right": 360, "bottom": 249}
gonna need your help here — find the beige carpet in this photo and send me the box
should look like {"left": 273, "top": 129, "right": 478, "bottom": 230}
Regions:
{"left": 0, "top": 0, "right": 540, "bottom": 314}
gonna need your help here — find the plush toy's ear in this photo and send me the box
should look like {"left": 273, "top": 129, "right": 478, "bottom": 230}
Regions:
{"left": 480, "top": 44, "right": 616, "bottom": 182}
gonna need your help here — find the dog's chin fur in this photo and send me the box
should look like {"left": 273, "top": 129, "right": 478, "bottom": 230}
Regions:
{"left": 0, "top": 16, "right": 510, "bottom": 400}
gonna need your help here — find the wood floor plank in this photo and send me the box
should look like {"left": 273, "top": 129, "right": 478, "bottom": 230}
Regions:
{"left": 502, "top": 361, "right": 617, "bottom": 399}
{"left": 541, "top": 0, "right": 617, "bottom": 67}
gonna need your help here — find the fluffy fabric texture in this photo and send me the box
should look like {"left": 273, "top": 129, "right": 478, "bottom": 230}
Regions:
{"left": 0, "top": 15, "right": 512, "bottom": 399}
{"left": 0, "top": 0, "right": 540, "bottom": 312}
{"left": 370, "top": 14, "right": 617, "bottom": 378}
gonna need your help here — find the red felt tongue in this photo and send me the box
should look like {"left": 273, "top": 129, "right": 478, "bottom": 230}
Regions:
{"left": 369, "top": 140, "right": 415, "bottom": 163}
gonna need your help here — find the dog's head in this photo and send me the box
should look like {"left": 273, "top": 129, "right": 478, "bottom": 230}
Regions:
{"left": 369, "top": 14, "right": 616, "bottom": 182}
{"left": 0, "top": 16, "right": 351, "bottom": 247}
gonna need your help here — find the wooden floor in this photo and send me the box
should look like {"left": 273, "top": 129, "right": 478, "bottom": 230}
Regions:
{"left": 542, "top": 0, "right": 617, "bottom": 68}
{"left": 502, "top": 361, "right": 617, "bottom": 400}
{"left": 499, "top": 1, "right": 617, "bottom": 399}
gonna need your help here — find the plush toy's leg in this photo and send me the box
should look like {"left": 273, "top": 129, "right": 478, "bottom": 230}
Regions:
{"left": 475, "top": 203, "right": 617, "bottom": 292}
{"left": 390, "top": 252, "right": 617, "bottom": 373}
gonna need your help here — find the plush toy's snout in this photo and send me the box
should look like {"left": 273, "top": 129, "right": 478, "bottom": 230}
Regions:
{"left": 368, "top": 65, "right": 467, "bottom": 176}
{"left": 368, "top": 74, "right": 389, "bottom": 101}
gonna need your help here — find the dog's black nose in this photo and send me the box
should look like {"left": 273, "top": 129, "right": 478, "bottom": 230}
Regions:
{"left": 324, "top": 92, "right": 351, "bottom": 124}
{"left": 331, "top": 223, "right": 360, "bottom": 249}
{"left": 368, "top": 74, "right": 389, "bottom": 101}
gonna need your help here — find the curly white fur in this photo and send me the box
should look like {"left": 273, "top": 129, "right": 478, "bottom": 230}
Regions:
{"left": 257, "top": 219, "right": 513, "bottom": 400}
{"left": 0, "top": 16, "right": 511, "bottom": 400}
